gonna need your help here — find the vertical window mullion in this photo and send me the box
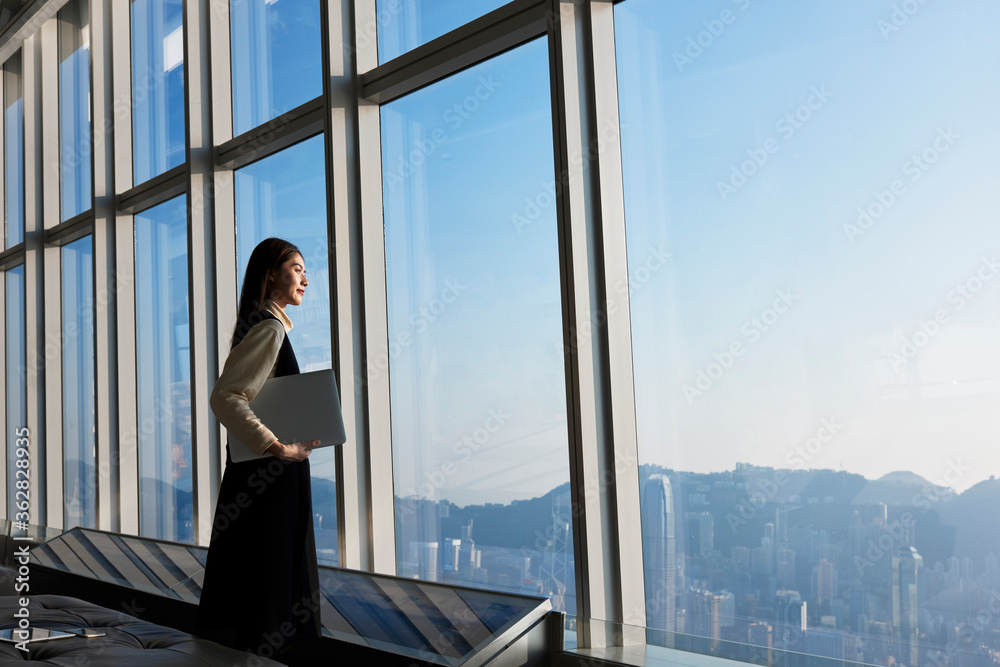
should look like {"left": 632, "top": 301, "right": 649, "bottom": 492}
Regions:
{"left": 545, "top": 0, "right": 643, "bottom": 631}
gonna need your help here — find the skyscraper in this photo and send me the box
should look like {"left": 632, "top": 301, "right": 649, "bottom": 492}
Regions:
{"left": 777, "top": 548, "right": 796, "bottom": 590}
{"left": 411, "top": 541, "right": 440, "bottom": 581}
{"left": 642, "top": 474, "right": 676, "bottom": 631}
{"left": 892, "top": 546, "right": 923, "bottom": 667}
{"left": 691, "top": 589, "right": 722, "bottom": 644}
{"left": 686, "top": 511, "right": 714, "bottom": 558}
{"left": 815, "top": 558, "right": 834, "bottom": 604}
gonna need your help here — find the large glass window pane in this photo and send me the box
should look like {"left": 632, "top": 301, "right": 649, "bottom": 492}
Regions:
{"left": 617, "top": 1, "right": 1000, "bottom": 665}
{"left": 4, "top": 51, "right": 23, "bottom": 248}
{"left": 62, "top": 236, "right": 96, "bottom": 529}
{"left": 5, "top": 265, "right": 25, "bottom": 519}
{"left": 230, "top": 0, "right": 322, "bottom": 136}
{"left": 131, "top": 0, "right": 184, "bottom": 184}
{"left": 233, "top": 134, "right": 336, "bottom": 564}
{"left": 381, "top": 39, "right": 575, "bottom": 612}
{"left": 58, "top": 0, "right": 91, "bottom": 221}
{"left": 376, "top": 0, "right": 508, "bottom": 63}
{"left": 135, "top": 196, "right": 191, "bottom": 543}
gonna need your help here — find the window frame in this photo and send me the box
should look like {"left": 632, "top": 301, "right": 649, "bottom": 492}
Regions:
{"left": 0, "top": 0, "right": 647, "bottom": 631}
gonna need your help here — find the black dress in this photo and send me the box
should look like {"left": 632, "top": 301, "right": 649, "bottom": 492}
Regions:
{"left": 196, "top": 311, "right": 321, "bottom": 654}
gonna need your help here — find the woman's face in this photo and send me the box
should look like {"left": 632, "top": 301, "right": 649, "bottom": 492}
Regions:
{"left": 269, "top": 253, "right": 308, "bottom": 308}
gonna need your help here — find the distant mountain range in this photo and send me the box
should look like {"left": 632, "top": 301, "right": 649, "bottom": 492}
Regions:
{"left": 313, "top": 466, "right": 1000, "bottom": 567}
{"left": 938, "top": 477, "right": 1000, "bottom": 565}
{"left": 634, "top": 464, "right": 998, "bottom": 569}
{"left": 138, "top": 464, "right": 1000, "bottom": 570}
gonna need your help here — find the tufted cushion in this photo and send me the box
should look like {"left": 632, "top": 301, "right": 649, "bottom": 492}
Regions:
{"left": 0, "top": 595, "right": 285, "bottom": 666}
{"left": 0, "top": 569, "right": 15, "bottom": 598}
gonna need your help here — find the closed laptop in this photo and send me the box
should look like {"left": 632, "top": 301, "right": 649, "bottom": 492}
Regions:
{"left": 228, "top": 369, "right": 346, "bottom": 463}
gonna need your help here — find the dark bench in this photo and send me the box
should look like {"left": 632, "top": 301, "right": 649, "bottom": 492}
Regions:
{"left": 0, "top": 594, "right": 284, "bottom": 666}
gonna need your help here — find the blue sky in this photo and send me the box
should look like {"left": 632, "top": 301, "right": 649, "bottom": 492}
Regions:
{"left": 377, "top": 0, "right": 509, "bottom": 63}
{"left": 381, "top": 38, "right": 569, "bottom": 507}
{"left": 154, "top": 0, "right": 1000, "bottom": 511}
{"left": 374, "top": 0, "right": 1000, "bottom": 506}
{"left": 618, "top": 0, "right": 1000, "bottom": 492}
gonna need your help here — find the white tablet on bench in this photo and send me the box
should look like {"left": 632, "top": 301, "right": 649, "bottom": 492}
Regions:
{"left": 228, "top": 369, "right": 347, "bottom": 463}
{"left": 0, "top": 628, "right": 76, "bottom": 644}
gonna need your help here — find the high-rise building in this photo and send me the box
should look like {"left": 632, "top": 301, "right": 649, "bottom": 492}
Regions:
{"left": 749, "top": 621, "right": 773, "bottom": 667}
{"left": 731, "top": 546, "right": 751, "bottom": 571}
{"left": 815, "top": 558, "right": 834, "bottom": 604}
{"left": 443, "top": 538, "right": 462, "bottom": 573}
{"left": 642, "top": 474, "right": 676, "bottom": 632}
{"left": 892, "top": 546, "right": 923, "bottom": 667}
{"left": 806, "top": 629, "right": 844, "bottom": 660}
{"left": 751, "top": 546, "right": 773, "bottom": 576}
{"left": 686, "top": 511, "right": 714, "bottom": 558}
{"left": 985, "top": 553, "right": 999, "bottom": 579}
{"left": 775, "top": 589, "right": 807, "bottom": 648}
{"left": 691, "top": 589, "right": 722, "bottom": 643}
{"left": 411, "top": 541, "right": 440, "bottom": 582}
{"left": 777, "top": 548, "right": 796, "bottom": 590}
{"left": 960, "top": 557, "right": 974, "bottom": 581}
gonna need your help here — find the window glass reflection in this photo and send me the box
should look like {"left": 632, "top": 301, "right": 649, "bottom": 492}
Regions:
{"left": 376, "top": 0, "right": 508, "bottom": 63}
{"left": 135, "top": 196, "right": 191, "bottom": 543}
{"left": 0, "top": 1, "right": 30, "bottom": 35}
{"left": 233, "top": 134, "right": 336, "bottom": 564}
{"left": 230, "top": 0, "right": 322, "bottom": 136}
{"left": 4, "top": 51, "right": 23, "bottom": 248}
{"left": 131, "top": 0, "right": 184, "bottom": 184}
{"left": 58, "top": 0, "right": 91, "bottom": 220}
{"left": 6, "top": 265, "right": 25, "bottom": 519}
{"left": 381, "top": 38, "right": 575, "bottom": 612}
{"left": 62, "top": 237, "right": 96, "bottom": 529}
{"left": 617, "top": 0, "right": 1000, "bottom": 663}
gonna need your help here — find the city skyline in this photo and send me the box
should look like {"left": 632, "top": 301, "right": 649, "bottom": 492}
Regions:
{"left": 380, "top": 460, "right": 1000, "bottom": 665}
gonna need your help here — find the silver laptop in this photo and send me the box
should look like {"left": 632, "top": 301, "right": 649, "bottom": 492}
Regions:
{"left": 0, "top": 628, "right": 76, "bottom": 644}
{"left": 228, "top": 369, "right": 347, "bottom": 463}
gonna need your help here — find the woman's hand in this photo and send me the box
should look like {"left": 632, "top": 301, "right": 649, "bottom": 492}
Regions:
{"left": 265, "top": 440, "right": 319, "bottom": 462}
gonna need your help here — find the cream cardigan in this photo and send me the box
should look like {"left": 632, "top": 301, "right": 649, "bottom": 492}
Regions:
{"left": 209, "top": 300, "right": 293, "bottom": 456}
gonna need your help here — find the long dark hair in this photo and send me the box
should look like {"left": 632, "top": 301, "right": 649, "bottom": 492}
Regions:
{"left": 230, "top": 237, "right": 301, "bottom": 350}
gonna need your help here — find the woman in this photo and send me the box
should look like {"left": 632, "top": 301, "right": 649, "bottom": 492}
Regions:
{"left": 196, "top": 237, "right": 321, "bottom": 658}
